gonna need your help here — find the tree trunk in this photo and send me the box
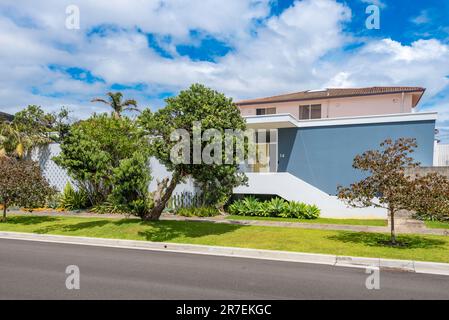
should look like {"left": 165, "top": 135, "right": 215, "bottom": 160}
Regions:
{"left": 145, "top": 172, "right": 181, "bottom": 221}
{"left": 1, "top": 203, "right": 6, "bottom": 222}
{"left": 389, "top": 209, "right": 396, "bottom": 244}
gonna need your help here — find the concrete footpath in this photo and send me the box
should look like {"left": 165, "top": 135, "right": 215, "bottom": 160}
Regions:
{"left": 0, "top": 231, "right": 448, "bottom": 276}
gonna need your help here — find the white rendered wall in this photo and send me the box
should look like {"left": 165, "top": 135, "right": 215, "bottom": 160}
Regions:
{"left": 234, "top": 172, "right": 387, "bottom": 219}
{"left": 33, "top": 144, "right": 195, "bottom": 195}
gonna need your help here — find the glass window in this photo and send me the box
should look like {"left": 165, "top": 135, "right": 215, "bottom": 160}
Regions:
{"left": 266, "top": 107, "right": 276, "bottom": 115}
{"left": 256, "top": 108, "right": 266, "bottom": 115}
{"left": 299, "top": 105, "right": 310, "bottom": 120}
{"left": 299, "top": 104, "right": 321, "bottom": 119}
{"left": 256, "top": 107, "right": 276, "bottom": 115}
{"left": 311, "top": 104, "right": 321, "bottom": 119}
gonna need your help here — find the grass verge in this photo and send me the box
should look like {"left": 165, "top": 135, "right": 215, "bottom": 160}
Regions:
{"left": 226, "top": 215, "right": 387, "bottom": 226}
{"left": 0, "top": 215, "right": 447, "bottom": 263}
{"left": 425, "top": 220, "right": 449, "bottom": 230}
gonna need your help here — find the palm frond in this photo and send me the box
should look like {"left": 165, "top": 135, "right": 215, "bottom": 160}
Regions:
{"left": 91, "top": 98, "right": 110, "bottom": 105}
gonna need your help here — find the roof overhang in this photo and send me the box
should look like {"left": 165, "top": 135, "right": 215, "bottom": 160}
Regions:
{"left": 244, "top": 112, "right": 438, "bottom": 129}
{"left": 244, "top": 114, "right": 298, "bottom": 129}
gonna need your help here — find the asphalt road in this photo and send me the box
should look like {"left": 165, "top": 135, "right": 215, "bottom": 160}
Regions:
{"left": 0, "top": 238, "right": 448, "bottom": 300}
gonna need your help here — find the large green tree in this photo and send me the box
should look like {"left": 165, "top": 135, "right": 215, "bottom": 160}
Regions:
{"left": 138, "top": 84, "right": 247, "bottom": 220}
{"left": 53, "top": 113, "right": 149, "bottom": 206}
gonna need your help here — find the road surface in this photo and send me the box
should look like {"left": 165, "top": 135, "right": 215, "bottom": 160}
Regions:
{"left": 0, "top": 238, "right": 448, "bottom": 299}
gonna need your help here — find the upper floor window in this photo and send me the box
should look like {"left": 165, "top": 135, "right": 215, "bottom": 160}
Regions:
{"left": 256, "top": 107, "right": 276, "bottom": 115}
{"left": 299, "top": 104, "right": 321, "bottom": 120}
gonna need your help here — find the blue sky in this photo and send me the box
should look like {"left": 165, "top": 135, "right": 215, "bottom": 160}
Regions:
{"left": 0, "top": 0, "right": 448, "bottom": 140}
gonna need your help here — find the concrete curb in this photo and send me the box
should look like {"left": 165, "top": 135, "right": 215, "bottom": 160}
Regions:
{"left": 0, "top": 231, "right": 448, "bottom": 276}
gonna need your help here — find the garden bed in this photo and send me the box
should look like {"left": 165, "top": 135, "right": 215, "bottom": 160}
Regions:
{"left": 226, "top": 215, "right": 388, "bottom": 226}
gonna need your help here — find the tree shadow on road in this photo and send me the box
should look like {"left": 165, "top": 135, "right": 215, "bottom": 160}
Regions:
{"left": 327, "top": 232, "right": 446, "bottom": 249}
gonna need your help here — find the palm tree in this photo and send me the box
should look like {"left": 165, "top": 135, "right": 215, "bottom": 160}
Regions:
{"left": 0, "top": 121, "right": 28, "bottom": 158}
{"left": 91, "top": 92, "right": 139, "bottom": 119}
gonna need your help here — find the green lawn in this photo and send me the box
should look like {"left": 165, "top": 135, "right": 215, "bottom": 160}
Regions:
{"left": 425, "top": 220, "right": 449, "bottom": 230}
{"left": 226, "top": 215, "right": 387, "bottom": 226}
{"left": 0, "top": 215, "right": 448, "bottom": 263}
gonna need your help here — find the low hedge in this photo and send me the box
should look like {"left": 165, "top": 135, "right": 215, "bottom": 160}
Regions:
{"left": 228, "top": 197, "right": 320, "bottom": 219}
{"left": 176, "top": 206, "right": 220, "bottom": 217}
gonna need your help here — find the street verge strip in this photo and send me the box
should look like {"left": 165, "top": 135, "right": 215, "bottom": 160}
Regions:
{"left": 0, "top": 231, "right": 448, "bottom": 276}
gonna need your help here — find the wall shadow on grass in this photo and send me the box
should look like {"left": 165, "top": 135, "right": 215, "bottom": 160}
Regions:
{"left": 4, "top": 215, "right": 60, "bottom": 225}
{"left": 328, "top": 232, "right": 446, "bottom": 249}
{"left": 135, "top": 220, "right": 243, "bottom": 242}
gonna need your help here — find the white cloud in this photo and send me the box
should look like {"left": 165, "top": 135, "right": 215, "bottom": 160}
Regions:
{"left": 360, "top": 0, "right": 387, "bottom": 9}
{"left": 412, "top": 9, "right": 431, "bottom": 25}
{"left": 0, "top": 0, "right": 448, "bottom": 142}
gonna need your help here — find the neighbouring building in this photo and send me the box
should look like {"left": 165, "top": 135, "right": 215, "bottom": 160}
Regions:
{"left": 233, "top": 87, "right": 439, "bottom": 218}
{"left": 0, "top": 111, "right": 13, "bottom": 122}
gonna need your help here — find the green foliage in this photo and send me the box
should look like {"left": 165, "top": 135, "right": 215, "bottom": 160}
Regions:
{"left": 228, "top": 197, "right": 320, "bottom": 219}
{"left": 242, "top": 196, "right": 262, "bottom": 216}
{"left": 138, "top": 84, "right": 248, "bottom": 219}
{"left": 176, "top": 206, "right": 220, "bottom": 217}
{"left": 90, "top": 201, "right": 127, "bottom": 214}
{"left": 228, "top": 199, "right": 247, "bottom": 215}
{"left": 54, "top": 113, "right": 149, "bottom": 205}
{"left": 109, "top": 151, "right": 153, "bottom": 217}
{"left": 266, "top": 197, "right": 287, "bottom": 216}
{"left": 60, "top": 182, "right": 89, "bottom": 211}
{"left": 46, "top": 192, "right": 62, "bottom": 209}
{"left": 280, "top": 201, "right": 307, "bottom": 218}
{"left": 0, "top": 157, "right": 56, "bottom": 219}
{"left": 1, "top": 105, "right": 66, "bottom": 158}
{"left": 303, "top": 204, "right": 321, "bottom": 219}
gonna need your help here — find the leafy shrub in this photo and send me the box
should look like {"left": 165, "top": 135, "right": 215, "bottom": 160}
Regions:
{"left": 46, "top": 192, "right": 62, "bottom": 209}
{"left": 60, "top": 182, "right": 89, "bottom": 211}
{"left": 228, "top": 199, "right": 245, "bottom": 215}
{"left": 303, "top": 204, "right": 321, "bottom": 219}
{"left": 266, "top": 197, "right": 287, "bottom": 216}
{"left": 53, "top": 114, "right": 150, "bottom": 205}
{"left": 91, "top": 196, "right": 154, "bottom": 216}
{"left": 280, "top": 201, "right": 307, "bottom": 218}
{"left": 242, "top": 196, "right": 262, "bottom": 216}
{"left": 0, "top": 157, "right": 56, "bottom": 220}
{"left": 176, "top": 206, "right": 220, "bottom": 217}
{"left": 227, "top": 197, "right": 320, "bottom": 219}
{"left": 109, "top": 151, "right": 152, "bottom": 218}
{"left": 91, "top": 201, "right": 127, "bottom": 214}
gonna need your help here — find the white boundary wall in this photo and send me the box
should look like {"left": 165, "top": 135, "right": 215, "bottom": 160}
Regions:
{"left": 434, "top": 142, "right": 449, "bottom": 167}
{"left": 234, "top": 172, "right": 387, "bottom": 219}
{"left": 32, "top": 143, "right": 196, "bottom": 195}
